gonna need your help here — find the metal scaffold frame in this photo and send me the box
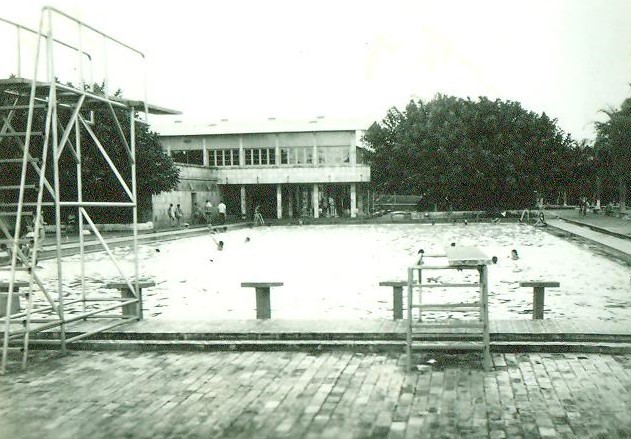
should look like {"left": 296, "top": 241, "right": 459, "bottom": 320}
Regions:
{"left": 0, "top": 7, "right": 178, "bottom": 373}
{"left": 405, "top": 246, "right": 492, "bottom": 372}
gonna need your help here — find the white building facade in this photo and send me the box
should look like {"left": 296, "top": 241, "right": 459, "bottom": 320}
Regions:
{"left": 154, "top": 119, "right": 372, "bottom": 225}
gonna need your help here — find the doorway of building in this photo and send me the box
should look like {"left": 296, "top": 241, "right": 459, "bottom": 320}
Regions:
{"left": 247, "top": 185, "right": 277, "bottom": 219}
{"left": 219, "top": 185, "right": 242, "bottom": 219}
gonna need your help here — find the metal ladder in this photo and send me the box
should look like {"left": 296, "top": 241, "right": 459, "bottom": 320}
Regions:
{"left": 405, "top": 246, "right": 491, "bottom": 371}
{"left": 0, "top": 76, "right": 60, "bottom": 372}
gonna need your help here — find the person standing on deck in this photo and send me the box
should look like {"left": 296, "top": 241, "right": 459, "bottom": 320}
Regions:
{"left": 205, "top": 200, "right": 213, "bottom": 226}
{"left": 175, "top": 204, "right": 184, "bottom": 227}
{"left": 167, "top": 204, "right": 176, "bottom": 227}
{"left": 217, "top": 201, "right": 227, "bottom": 231}
{"left": 254, "top": 205, "right": 265, "bottom": 226}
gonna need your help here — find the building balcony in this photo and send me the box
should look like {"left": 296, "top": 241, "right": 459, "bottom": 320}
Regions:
{"left": 215, "top": 164, "right": 370, "bottom": 185}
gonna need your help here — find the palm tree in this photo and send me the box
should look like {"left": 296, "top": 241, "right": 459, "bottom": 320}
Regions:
{"left": 595, "top": 97, "right": 631, "bottom": 211}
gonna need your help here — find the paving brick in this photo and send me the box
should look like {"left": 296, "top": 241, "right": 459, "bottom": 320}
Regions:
{"left": 1, "top": 351, "right": 631, "bottom": 438}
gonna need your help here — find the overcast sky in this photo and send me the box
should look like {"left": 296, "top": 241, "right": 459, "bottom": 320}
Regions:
{"left": 4, "top": 0, "right": 631, "bottom": 140}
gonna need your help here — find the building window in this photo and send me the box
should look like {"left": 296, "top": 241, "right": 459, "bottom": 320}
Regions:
{"left": 244, "top": 148, "right": 275, "bottom": 166}
{"left": 317, "top": 146, "right": 349, "bottom": 165}
{"left": 210, "top": 149, "right": 239, "bottom": 166}
{"left": 171, "top": 149, "right": 204, "bottom": 165}
{"left": 279, "top": 146, "right": 313, "bottom": 165}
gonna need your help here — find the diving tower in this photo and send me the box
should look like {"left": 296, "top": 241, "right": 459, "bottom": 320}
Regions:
{"left": 0, "top": 7, "right": 179, "bottom": 373}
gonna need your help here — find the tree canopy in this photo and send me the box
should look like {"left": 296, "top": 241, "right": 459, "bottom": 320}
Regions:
{"left": 364, "top": 95, "right": 583, "bottom": 210}
{"left": 594, "top": 94, "right": 631, "bottom": 210}
{"left": 0, "top": 85, "right": 179, "bottom": 222}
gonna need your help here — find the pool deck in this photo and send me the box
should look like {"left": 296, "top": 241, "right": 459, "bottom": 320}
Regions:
{"left": 3, "top": 211, "right": 631, "bottom": 438}
{"left": 547, "top": 209, "right": 631, "bottom": 259}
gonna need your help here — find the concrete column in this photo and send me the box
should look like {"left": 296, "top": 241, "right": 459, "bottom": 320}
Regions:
{"left": 350, "top": 131, "right": 359, "bottom": 165}
{"left": 240, "top": 185, "right": 247, "bottom": 218}
{"left": 275, "top": 134, "right": 280, "bottom": 167}
{"left": 276, "top": 184, "right": 282, "bottom": 219}
{"left": 313, "top": 184, "right": 319, "bottom": 218}
{"left": 239, "top": 136, "right": 244, "bottom": 166}
{"left": 202, "top": 138, "right": 209, "bottom": 166}
{"left": 312, "top": 132, "right": 318, "bottom": 167}
{"left": 357, "top": 184, "right": 363, "bottom": 216}
{"left": 288, "top": 188, "right": 294, "bottom": 218}
{"left": 350, "top": 183, "right": 357, "bottom": 218}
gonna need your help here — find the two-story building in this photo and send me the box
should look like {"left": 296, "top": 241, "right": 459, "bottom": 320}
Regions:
{"left": 154, "top": 118, "right": 372, "bottom": 225}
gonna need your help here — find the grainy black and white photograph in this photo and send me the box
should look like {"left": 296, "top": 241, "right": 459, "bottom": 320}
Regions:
{"left": 1, "top": 1, "right": 630, "bottom": 438}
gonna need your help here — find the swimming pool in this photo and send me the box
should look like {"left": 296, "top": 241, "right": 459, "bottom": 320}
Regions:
{"left": 30, "top": 223, "right": 631, "bottom": 321}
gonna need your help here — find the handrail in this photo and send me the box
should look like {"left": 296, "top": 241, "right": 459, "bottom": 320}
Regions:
{"left": 40, "top": 6, "right": 149, "bottom": 120}
{"left": 42, "top": 6, "right": 145, "bottom": 58}
{"left": 0, "top": 16, "right": 92, "bottom": 78}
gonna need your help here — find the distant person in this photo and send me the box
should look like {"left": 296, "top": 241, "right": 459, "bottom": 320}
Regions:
{"left": 533, "top": 211, "right": 547, "bottom": 227}
{"left": 217, "top": 240, "right": 224, "bottom": 251}
{"left": 580, "top": 197, "right": 588, "bottom": 216}
{"left": 175, "top": 204, "right": 184, "bottom": 227}
{"left": 21, "top": 238, "right": 38, "bottom": 266}
{"left": 28, "top": 238, "right": 39, "bottom": 266}
{"left": 254, "top": 205, "right": 265, "bottom": 226}
{"left": 193, "top": 203, "right": 205, "bottom": 225}
{"left": 167, "top": 203, "right": 175, "bottom": 227}
{"left": 510, "top": 249, "right": 519, "bottom": 260}
{"left": 491, "top": 256, "right": 498, "bottom": 264}
{"left": 244, "top": 237, "right": 250, "bottom": 243}
{"left": 205, "top": 200, "right": 213, "bottom": 225}
{"left": 217, "top": 201, "right": 227, "bottom": 231}
{"left": 492, "top": 211, "right": 506, "bottom": 224}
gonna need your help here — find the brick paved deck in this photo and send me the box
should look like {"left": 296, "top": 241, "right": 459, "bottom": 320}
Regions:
{"left": 1, "top": 350, "right": 630, "bottom": 438}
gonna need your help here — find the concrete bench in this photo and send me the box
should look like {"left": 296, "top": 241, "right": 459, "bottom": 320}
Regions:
{"left": 378, "top": 281, "right": 406, "bottom": 319}
{"left": 519, "top": 281, "right": 560, "bottom": 320}
{"left": 106, "top": 280, "right": 155, "bottom": 320}
{"left": 241, "top": 282, "right": 283, "bottom": 319}
{"left": 0, "top": 281, "right": 30, "bottom": 317}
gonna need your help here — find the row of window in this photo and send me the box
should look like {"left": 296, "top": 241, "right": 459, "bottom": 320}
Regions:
{"left": 172, "top": 147, "right": 351, "bottom": 166}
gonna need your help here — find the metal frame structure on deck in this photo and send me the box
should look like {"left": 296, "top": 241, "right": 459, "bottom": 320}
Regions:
{"left": 0, "top": 7, "right": 178, "bottom": 373}
{"left": 405, "top": 246, "right": 492, "bottom": 372}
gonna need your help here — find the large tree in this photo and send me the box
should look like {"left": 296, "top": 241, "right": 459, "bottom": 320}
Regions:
{"left": 0, "top": 85, "right": 179, "bottom": 223}
{"left": 594, "top": 95, "right": 631, "bottom": 211}
{"left": 364, "top": 95, "right": 582, "bottom": 210}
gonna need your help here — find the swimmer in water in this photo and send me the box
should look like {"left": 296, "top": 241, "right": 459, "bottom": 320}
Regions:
{"left": 510, "top": 249, "right": 519, "bottom": 260}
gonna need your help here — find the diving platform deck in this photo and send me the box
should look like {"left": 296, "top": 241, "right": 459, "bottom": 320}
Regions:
{"left": 0, "top": 77, "right": 180, "bottom": 115}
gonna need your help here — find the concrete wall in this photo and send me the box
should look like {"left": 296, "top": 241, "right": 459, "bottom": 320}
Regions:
{"left": 152, "top": 165, "right": 220, "bottom": 227}
{"left": 178, "top": 164, "right": 219, "bottom": 186}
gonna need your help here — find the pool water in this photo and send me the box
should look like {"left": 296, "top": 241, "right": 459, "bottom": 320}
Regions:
{"left": 31, "top": 224, "right": 631, "bottom": 321}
